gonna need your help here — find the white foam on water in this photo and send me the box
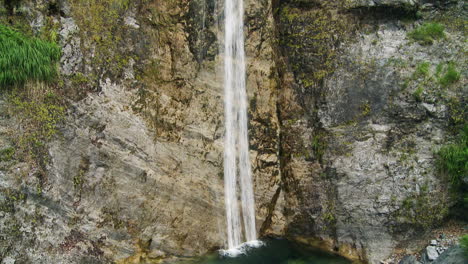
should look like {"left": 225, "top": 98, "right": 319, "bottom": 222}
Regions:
{"left": 219, "top": 240, "right": 264, "bottom": 258}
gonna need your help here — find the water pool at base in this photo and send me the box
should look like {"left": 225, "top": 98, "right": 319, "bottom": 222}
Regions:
{"left": 180, "top": 239, "right": 351, "bottom": 264}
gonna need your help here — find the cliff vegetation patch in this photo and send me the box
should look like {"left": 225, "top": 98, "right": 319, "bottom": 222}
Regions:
{"left": 436, "top": 62, "right": 461, "bottom": 87}
{"left": 0, "top": 24, "right": 60, "bottom": 87}
{"left": 436, "top": 124, "right": 468, "bottom": 217}
{"left": 0, "top": 24, "right": 64, "bottom": 190}
{"left": 408, "top": 22, "right": 445, "bottom": 45}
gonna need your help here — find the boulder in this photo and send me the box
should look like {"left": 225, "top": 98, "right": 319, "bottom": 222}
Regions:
{"left": 433, "top": 246, "right": 467, "bottom": 264}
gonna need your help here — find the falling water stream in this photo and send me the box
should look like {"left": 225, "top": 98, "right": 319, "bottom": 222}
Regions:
{"left": 223, "top": 0, "right": 258, "bottom": 253}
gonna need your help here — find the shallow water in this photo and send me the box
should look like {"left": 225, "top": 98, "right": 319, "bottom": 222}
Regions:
{"left": 181, "top": 239, "right": 351, "bottom": 264}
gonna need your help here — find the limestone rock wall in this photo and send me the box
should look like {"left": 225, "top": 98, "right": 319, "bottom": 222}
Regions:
{"left": 0, "top": 0, "right": 466, "bottom": 263}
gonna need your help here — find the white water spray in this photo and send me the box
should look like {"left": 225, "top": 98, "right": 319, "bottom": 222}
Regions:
{"left": 223, "top": 0, "right": 259, "bottom": 253}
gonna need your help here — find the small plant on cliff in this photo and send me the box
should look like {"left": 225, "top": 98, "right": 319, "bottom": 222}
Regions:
{"left": 0, "top": 147, "right": 15, "bottom": 162}
{"left": 413, "top": 86, "right": 424, "bottom": 102}
{"left": 437, "top": 124, "right": 468, "bottom": 187}
{"left": 311, "top": 132, "right": 327, "bottom": 162}
{"left": 414, "top": 61, "right": 431, "bottom": 78}
{"left": 408, "top": 22, "right": 445, "bottom": 45}
{"left": 8, "top": 87, "right": 65, "bottom": 163}
{"left": 436, "top": 124, "right": 468, "bottom": 218}
{"left": 0, "top": 24, "right": 61, "bottom": 87}
{"left": 436, "top": 62, "right": 461, "bottom": 87}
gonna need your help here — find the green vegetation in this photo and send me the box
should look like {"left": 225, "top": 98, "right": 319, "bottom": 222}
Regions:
{"left": 69, "top": 0, "right": 136, "bottom": 77}
{"left": 0, "top": 24, "right": 60, "bottom": 87}
{"left": 406, "top": 60, "right": 462, "bottom": 104}
{"left": 461, "top": 235, "right": 468, "bottom": 255}
{"left": 395, "top": 183, "right": 449, "bottom": 229}
{"left": 408, "top": 22, "right": 445, "bottom": 45}
{"left": 436, "top": 124, "right": 468, "bottom": 218}
{"left": 0, "top": 147, "right": 15, "bottom": 162}
{"left": 0, "top": 21, "right": 64, "bottom": 187}
{"left": 414, "top": 62, "right": 431, "bottom": 78}
{"left": 360, "top": 101, "right": 371, "bottom": 116}
{"left": 311, "top": 132, "right": 327, "bottom": 162}
{"left": 436, "top": 62, "right": 461, "bottom": 87}
{"left": 437, "top": 125, "right": 468, "bottom": 187}
{"left": 447, "top": 97, "right": 466, "bottom": 127}
{"left": 7, "top": 85, "right": 65, "bottom": 183}
{"left": 413, "top": 86, "right": 424, "bottom": 102}
{"left": 279, "top": 4, "right": 350, "bottom": 88}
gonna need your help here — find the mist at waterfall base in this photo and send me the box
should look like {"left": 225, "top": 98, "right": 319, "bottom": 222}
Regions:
{"left": 183, "top": 238, "right": 350, "bottom": 264}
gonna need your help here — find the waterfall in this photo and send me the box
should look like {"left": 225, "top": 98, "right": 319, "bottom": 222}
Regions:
{"left": 223, "top": 0, "right": 258, "bottom": 251}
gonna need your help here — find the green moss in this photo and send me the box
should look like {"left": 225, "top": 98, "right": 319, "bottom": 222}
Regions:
{"left": 446, "top": 97, "right": 466, "bottom": 127}
{"left": 73, "top": 158, "right": 90, "bottom": 198}
{"left": 395, "top": 187, "right": 448, "bottom": 229}
{"left": 279, "top": 4, "right": 350, "bottom": 88}
{"left": 6, "top": 86, "right": 65, "bottom": 181}
{"left": 311, "top": 131, "right": 327, "bottom": 162}
{"left": 69, "top": 0, "right": 137, "bottom": 78}
{"left": 408, "top": 22, "right": 445, "bottom": 45}
{"left": 0, "top": 24, "right": 61, "bottom": 87}
{"left": 359, "top": 101, "right": 371, "bottom": 116}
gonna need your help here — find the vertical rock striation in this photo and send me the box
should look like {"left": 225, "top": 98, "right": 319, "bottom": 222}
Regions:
{"left": 0, "top": 0, "right": 465, "bottom": 263}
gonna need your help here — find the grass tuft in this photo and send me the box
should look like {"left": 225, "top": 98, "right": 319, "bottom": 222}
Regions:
{"left": 408, "top": 22, "right": 445, "bottom": 45}
{"left": 437, "top": 124, "right": 468, "bottom": 187}
{"left": 0, "top": 24, "right": 61, "bottom": 87}
{"left": 413, "top": 86, "right": 424, "bottom": 102}
{"left": 437, "top": 62, "right": 461, "bottom": 87}
{"left": 414, "top": 62, "right": 431, "bottom": 78}
{"left": 437, "top": 124, "right": 468, "bottom": 216}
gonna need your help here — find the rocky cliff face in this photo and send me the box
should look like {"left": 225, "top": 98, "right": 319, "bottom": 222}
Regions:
{"left": 0, "top": 0, "right": 466, "bottom": 263}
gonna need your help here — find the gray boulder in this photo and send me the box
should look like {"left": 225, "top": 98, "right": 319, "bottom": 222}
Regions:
{"left": 433, "top": 245, "right": 467, "bottom": 264}
{"left": 422, "top": 246, "right": 440, "bottom": 263}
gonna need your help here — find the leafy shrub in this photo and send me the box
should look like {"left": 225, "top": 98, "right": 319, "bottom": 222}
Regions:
{"left": 408, "top": 22, "right": 445, "bottom": 45}
{"left": 0, "top": 24, "right": 60, "bottom": 87}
